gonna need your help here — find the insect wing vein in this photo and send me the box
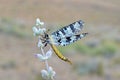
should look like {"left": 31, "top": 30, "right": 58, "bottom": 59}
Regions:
{"left": 51, "top": 20, "right": 84, "bottom": 38}
{"left": 50, "top": 33, "right": 88, "bottom": 46}
{"left": 50, "top": 20, "right": 84, "bottom": 45}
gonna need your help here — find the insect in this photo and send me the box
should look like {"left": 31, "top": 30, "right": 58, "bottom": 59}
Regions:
{"left": 40, "top": 20, "right": 88, "bottom": 64}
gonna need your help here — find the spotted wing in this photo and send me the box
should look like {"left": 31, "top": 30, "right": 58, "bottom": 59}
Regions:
{"left": 51, "top": 20, "right": 84, "bottom": 40}
{"left": 50, "top": 33, "right": 88, "bottom": 46}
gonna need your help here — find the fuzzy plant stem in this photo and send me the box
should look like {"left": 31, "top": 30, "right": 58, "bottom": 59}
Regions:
{"left": 41, "top": 47, "right": 49, "bottom": 71}
{"left": 33, "top": 19, "right": 56, "bottom": 80}
{"left": 39, "top": 38, "right": 55, "bottom": 80}
{"left": 38, "top": 36, "right": 49, "bottom": 71}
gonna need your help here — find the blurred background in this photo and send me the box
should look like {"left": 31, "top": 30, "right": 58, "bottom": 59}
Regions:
{"left": 0, "top": 0, "right": 120, "bottom": 80}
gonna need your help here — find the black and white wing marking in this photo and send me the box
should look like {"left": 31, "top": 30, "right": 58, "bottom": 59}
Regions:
{"left": 52, "top": 33, "right": 88, "bottom": 46}
{"left": 50, "top": 20, "right": 84, "bottom": 45}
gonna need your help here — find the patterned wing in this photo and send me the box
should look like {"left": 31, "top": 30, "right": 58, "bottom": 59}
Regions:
{"left": 50, "top": 33, "right": 88, "bottom": 46}
{"left": 50, "top": 20, "right": 84, "bottom": 45}
{"left": 51, "top": 20, "right": 84, "bottom": 39}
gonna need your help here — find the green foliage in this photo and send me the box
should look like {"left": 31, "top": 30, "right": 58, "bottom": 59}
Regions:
{"left": 111, "top": 57, "right": 120, "bottom": 66}
{"left": 75, "top": 40, "right": 117, "bottom": 57}
{"left": 96, "top": 44, "right": 116, "bottom": 57}
{"left": 0, "top": 17, "right": 32, "bottom": 38}
{"left": 74, "top": 61, "right": 104, "bottom": 76}
{"left": 35, "top": 75, "right": 43, "bottom": 80}
{"left": 0, "top": 60, "right": 17, "bottom": 70}
{"left": 57, "top": 40, "right": 118, "bottom": 58}
{"left": 75, "top": 43, "right": 90, "bottom": 54}
{"left": 96, "top": 62, "right": 104, "bottom": 76}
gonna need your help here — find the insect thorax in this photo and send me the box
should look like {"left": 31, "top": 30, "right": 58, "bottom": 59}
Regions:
{"left": 40, "top": 32, "right": 50, "bottom": 46}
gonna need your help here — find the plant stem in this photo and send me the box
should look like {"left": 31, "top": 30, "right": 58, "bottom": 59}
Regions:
{"left": 41, "top": 47, "right": 49, "bottom": 71}
{"left": 38, "top": 36, "right": 49, "bottom": 70}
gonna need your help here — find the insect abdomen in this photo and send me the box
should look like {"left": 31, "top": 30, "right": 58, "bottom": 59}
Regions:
{"left": 50, "top": 44, "right": 72, "bottom": 64}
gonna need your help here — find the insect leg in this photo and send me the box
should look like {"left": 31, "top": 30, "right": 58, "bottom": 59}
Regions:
{"left": 44, "top": 43, "right": 47, "bottom": 47}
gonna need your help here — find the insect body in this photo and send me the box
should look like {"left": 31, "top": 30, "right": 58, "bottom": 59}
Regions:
{"left": 41, "top": 20, "right": 88, "bottom": 64}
